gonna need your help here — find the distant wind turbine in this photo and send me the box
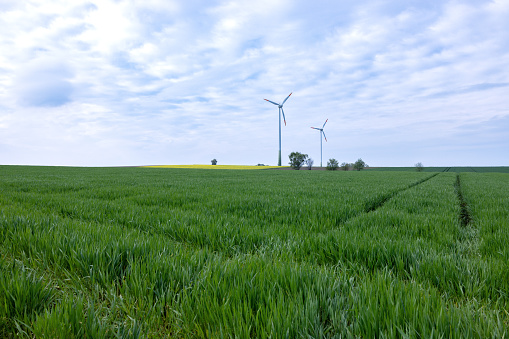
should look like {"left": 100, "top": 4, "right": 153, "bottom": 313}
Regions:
{"left": 311, "top": 119, "right": 328, "bottom": 167}
{"left": 264, "top": 92, "right": 292, "bottom": 166}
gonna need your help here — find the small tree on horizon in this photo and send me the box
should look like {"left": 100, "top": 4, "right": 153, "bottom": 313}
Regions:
{"left": 340, "top": 162, "right": 349, "bottom": 171}
{"left": 211, "top": 159, "right": 217, "bottom": 165}
{"left": 288, "top": 152, "right": 308, "bottom": 170}
{"left": 353, "top": 158, "right": 366, "bottom": 171}
{"left": 415, "top": 162, "right": 424, "bottom": 172}
{"left": 327, "top": 158, "right": 339, "bottom": 171}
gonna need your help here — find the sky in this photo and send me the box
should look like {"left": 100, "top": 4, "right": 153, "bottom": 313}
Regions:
{"left": 1, "top": 0, "right": 508, "bottom": 167}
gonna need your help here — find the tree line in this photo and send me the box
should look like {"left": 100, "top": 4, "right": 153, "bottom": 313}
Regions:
{"left": 288, "top": 152, "right": 367, "bottom": 171}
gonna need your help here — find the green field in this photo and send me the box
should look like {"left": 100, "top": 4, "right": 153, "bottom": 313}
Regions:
{"left": 1, "top": 166, "right": 508, "bottom": 338}
{"left": 366, "top": 166, "right": 509, "bottom": 173}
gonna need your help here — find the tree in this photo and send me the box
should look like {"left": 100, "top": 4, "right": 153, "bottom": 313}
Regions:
{"left": 415, "top": 162, "right": 424, "bottom": 172}
{"left": 288, "top": 152, "right": 308, "bottom": 170}
{"left": 305, "top": 158, "right": 314, "bottom": 170}
{"left": 353, "top": 158, "right": 366, "bottom": 171}
{"left": 327, "top": 158, "right": 339, "bottom": 171}
{"left": 340, "top": 162, "right": 349, "bottom": 171}
{"left": 211, "top": 159, "right": 217, "bottom": 165}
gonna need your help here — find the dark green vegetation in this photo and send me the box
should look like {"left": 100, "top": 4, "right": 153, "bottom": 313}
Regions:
{"left": 326, "top": 158, "right": 339, "bottom": 171}
{"left": 353, "top": 158, "right": 367, "bottom": 171}
{"left": 0, "top": 165, "right": 508, "bottom": 338}
{"left": 288, "top": 151, "right": 308, "bottom": 170}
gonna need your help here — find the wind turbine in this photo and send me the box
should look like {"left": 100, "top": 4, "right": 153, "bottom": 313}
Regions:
{"left": 264, "top": 92, "right": 292, "bottom": 166}
{"left": 311, "top": 119, "right": 328, "bottom": 167}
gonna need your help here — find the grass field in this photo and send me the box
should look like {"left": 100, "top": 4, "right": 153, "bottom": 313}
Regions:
{"left": 0, "top": 166, "right": 508, "bottom": 337}
{"left": 366, "top": 166, "right": 509, "bottom": 173}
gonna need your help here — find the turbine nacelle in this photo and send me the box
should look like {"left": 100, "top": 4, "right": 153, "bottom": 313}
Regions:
{"left": 311, "top": 119, "right": 328, "bottom": 142}
{"left": 311, "top": 119, "right": 328, "bottom": 131}
{"left": 264, "top": 92, "right": 292, "bottom": 126}
{"left": 264, "top": 93, "right": 292, "bottom": 108}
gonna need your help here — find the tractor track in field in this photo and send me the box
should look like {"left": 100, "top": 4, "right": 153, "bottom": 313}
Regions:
{"left": 363, "top": 173, "right": 440, "bottom": 214}
{"left": 452, "top": 173, "right": 481, "bottom": 261}
{"left": 1, "top": 170, "right": 445, "bottom": 264}
{"left": 454, "top": 174, "right": 472, "bottom": 227}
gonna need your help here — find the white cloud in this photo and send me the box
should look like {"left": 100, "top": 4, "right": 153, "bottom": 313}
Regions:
{"left": 0, "top": 0, "right": 508, "bottom": 166}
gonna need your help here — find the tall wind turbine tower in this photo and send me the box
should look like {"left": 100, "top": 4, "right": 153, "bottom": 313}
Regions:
{"left": 311, "top": 119, "right": 328, "bottom": 167}
{"left": 264, "top": 93, "right": 292, "bottom": 166}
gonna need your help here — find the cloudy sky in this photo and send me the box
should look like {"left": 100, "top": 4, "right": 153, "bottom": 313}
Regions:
{"left": 1, "top": 0, "right": 508, "bottom": 167}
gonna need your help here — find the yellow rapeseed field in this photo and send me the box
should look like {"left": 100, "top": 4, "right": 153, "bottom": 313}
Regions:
{"left": 142, "top": 165, "right": 284, "bottom": 170}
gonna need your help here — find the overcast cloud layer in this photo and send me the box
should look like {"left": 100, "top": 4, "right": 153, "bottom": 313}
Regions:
{"left": 1, "top": 0, "right": 508, "bottom": 167}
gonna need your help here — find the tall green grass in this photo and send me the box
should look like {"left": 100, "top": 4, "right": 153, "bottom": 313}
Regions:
{"left": 460, "top": 173, "right": 509, "bottom": 260}
{"left": 0, "top": 166, "right": 507, "bottom": 337}
{"left": 0, "top": 258, "right": 56, "bottom": 337}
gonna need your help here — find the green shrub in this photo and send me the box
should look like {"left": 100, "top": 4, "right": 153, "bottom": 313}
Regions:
{"left": 326, "top": 158, "right": 339, "bottom": 170}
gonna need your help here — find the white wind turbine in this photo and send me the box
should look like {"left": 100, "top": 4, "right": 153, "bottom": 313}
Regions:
{"left": 311, "top": 119, "right": 328, "bottom": 167}
{"left": 264, "top": 92, "right": 292, "bottom": 166}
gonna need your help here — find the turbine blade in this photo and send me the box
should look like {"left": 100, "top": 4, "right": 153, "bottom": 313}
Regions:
{"left": 322, "top": 119, "right": 328, "bottom": 128}
{"left": 281, "top": 107, "right": 286, "bottom": 126}
{"left": 282, "top": 92, "right": 292, "bottom": 105}
{"left": 311, "top": 127, "right": 319, "bottom": 130}
{"left": 322, "top": 131, "right": 327, "bottom": 142}
{"left": 264, "top": 99, "right": 279, "bottom": 106}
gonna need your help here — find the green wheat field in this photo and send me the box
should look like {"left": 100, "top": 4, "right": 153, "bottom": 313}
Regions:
{"left": 1, "top": 166, "right": 508, "bottom": 338}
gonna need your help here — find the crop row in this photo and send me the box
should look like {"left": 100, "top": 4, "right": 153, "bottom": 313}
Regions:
{"left": 0, "top": 166, "right": 507, "bottom": 337}
{"left": 0, "top": 167, "right": 432, "bottom": 256}
{"left": 1, "top": 202, "right": 505, "bottom": 337}
{"left": 460, "top": 173, "right": 509, "bottom": 260}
